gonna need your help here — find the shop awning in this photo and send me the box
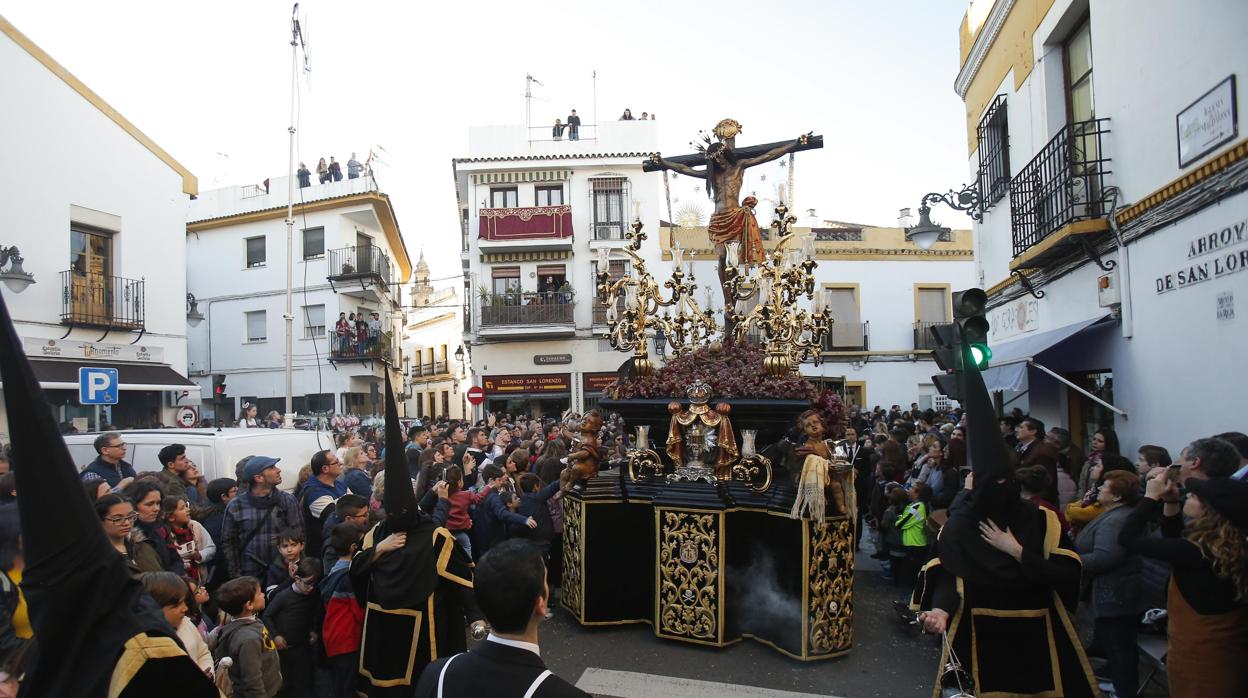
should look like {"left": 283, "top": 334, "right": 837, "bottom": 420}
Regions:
{"left": 980, "top": 315, "right": 1109, "bottom": 393}
{"left": 28, "top": 360, "right": 198, "bottom": 392}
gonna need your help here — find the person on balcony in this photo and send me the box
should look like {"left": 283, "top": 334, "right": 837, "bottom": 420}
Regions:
{"left": 368, "top": 312, "right": 382, "bottom": 353}
{"left": 347, "top": 153, "right": 363, "bottom": 180}
{"left": 355, "top": 316, "right": 368, "bottom": 357}
{"left": 335, "top": 313, "right": 350, "bottom": 357}
{"left": 566, "top": 110, "right": 580, "bottom": 141}
{"left": 296, "top": 162, "right": 311, "bottom": 188}
{"left": 618, "top": 108, "right": 634, "bottom": 120}
{"left": 316, "top": 158, "right": 329, "bottom": 184}
{"left": 329, "top": 156, "right": 343, "bottom": 182}
{"left": 557, "top": 280, "right": 572, "bottom": 303}
{"left": 552, "top": 119, "right": 565, "bottom": 141}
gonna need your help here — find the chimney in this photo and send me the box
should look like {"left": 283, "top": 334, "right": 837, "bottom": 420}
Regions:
{"left": 898, "top": 207, "right": 914, "bottom": 228}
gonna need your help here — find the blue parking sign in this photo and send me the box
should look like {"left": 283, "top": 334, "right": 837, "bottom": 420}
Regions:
{"left": 79, "top": 367, "right": 119, "bottom": 405}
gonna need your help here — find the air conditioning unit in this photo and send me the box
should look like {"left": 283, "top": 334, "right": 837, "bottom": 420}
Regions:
{"left": 1098, "top": 271, "right": 1120, "bottom": 307}
{"left": 597, "top": 225, "right": 621, "bottom": 239}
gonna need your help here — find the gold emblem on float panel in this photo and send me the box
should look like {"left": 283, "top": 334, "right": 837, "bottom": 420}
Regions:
{"left": 560, "top": 497, "right": 585, "bottom": 620}
{"left": 806, "top": 517, "right": 854, "bottom": 656}
{"left": 656, "top": 510, "right": 722, "bottom": 644}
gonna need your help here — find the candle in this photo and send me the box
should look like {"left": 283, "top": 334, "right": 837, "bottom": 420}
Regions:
{"left": 636, "top": 425, "right": 650, "bottom": 450}
{"left": 633, "top": 200, "right": 642, "bottom": 220}
{"left": 777, "top": 183, "right": 786, "bottom": 203}
{"left": 597, "top": 247, "right": 610, "bottom": 268}
{"left": 625, "top": 285, "right": 638, "bottom": 306}
{"left": 725, "top": 241, "right": 740, "bottom": 268}
{"left": 672, "top": 244, "right": 684, "bottom": 267}
{"left": 802, "top": 233, "right": 815, "bottom": 258}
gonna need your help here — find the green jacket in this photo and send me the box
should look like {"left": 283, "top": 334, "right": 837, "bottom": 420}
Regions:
{"left": 896, "top": 501, "right": 928, "bottom": 548}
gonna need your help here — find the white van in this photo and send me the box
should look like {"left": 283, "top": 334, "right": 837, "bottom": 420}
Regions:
{"left": 63, "top": 428, "right": 336, "bottom": 493}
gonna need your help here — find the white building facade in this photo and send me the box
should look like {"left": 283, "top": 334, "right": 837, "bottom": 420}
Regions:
{"left": 0, "top": 17, "right": 199, "bottom": 435}
{"left": 956, "top": 0, "right": 1247, "bottom": 453}
{"left": 186, "top": 175, "right": 411, "bottom": 423}
{"left": 402, "top": 253, "right": 470, "bottom": 421}
{"left": 455, "top": 121, "right": 664, "bottom": 418}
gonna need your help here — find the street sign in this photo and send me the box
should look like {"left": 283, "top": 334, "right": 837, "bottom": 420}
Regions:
{"left": 466, "top": 385, "right": 486, "bottom": 405}
{"left": 175, "top": 406, "right": 199, "bottom": 428}
{"left": 79, "top": 367, "right": 119, "bottom": 405}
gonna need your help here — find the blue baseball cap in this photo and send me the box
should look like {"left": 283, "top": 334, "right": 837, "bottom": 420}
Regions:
{"left": 243, "top": 456, "right": 281, "bottom": 481}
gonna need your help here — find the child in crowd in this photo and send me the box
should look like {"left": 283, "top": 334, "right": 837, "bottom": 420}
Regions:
{"left": 163, "top": 496, "right": 214, "bottom": 583}
{"left": 141, "top": 571, "right": 213, "bottom": 677}
{"left": 875, "top": 486, "right": 910, "bottom": 583}
{"left": 443, "top": 465, "right": 488, "bottom": 560}
{"left": 321, "top": 523, "right": 365, "bottom": 698}
{"left": 467, "top": 464, "right": 535, "bottom": 559}
{"left": 263, "top": 558, "right": 322, "bottom": 698}
{"left": 895, "top": 483, "right": 931, "bottom": 585}
{"left": 319, "top": 493, "right": 369, "bottom": 573}
{"left": 264, "top": 529, "right": 305, "bottom": 598}
{"left": 213, "top": 576, "right": 280, "bottom": 698}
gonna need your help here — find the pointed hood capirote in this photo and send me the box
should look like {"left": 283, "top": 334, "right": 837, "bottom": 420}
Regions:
{"left": 0, "top": 292, "right": 215, "bottom": 697}
{"left": 383, "top": 372, "right": 420, "bottom": 530}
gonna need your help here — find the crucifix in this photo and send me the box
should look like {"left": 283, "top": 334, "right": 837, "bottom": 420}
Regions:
{"left": 645, "top": 119, "right": 823, "bottom": 338}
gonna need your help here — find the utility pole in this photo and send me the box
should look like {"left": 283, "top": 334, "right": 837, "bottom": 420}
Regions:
{"left": 282, "top": 3, "right": 305, "bottom": 427}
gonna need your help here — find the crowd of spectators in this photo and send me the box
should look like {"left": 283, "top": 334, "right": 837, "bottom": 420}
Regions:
{"left": 852, "top": 402, "right": 1248, "bottom": 697}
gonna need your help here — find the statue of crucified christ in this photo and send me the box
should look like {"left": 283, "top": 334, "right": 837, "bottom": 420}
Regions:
{"left": 645, "top": 119, "right": 822, "bottom": 338}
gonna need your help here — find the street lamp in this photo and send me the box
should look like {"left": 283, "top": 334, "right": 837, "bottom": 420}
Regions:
{"left": 186, "top": 293, "right": 205, "bottom": 327}
{"left": 0, "top": 246, "right": 35, "bottom": 293}
{"left": 454, "top": 345, "right": 465, "bottom": 364}
{"left": 905, "top": 184, "right": 982, "bottom": 250}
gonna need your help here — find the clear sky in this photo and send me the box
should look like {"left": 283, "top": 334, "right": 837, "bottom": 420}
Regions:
{"left": 2, "top": 0, "right": 975, "bottom": 283}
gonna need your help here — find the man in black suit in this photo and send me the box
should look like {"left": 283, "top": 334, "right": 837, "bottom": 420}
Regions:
{"left": 415, "top": 539, "right": 588, "bottom": 697}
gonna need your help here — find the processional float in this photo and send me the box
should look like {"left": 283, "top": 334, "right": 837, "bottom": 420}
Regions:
{"left": 560, "top": 119, "right": 858, "bottom": 660}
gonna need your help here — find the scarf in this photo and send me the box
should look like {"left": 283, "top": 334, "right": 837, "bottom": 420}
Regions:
{"left": 790, "top": 454, "right": 829, "bottom": 522}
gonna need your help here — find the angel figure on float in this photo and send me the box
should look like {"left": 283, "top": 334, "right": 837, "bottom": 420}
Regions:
{"left": 777, "top": 410, "right": 854, "bottom": 522}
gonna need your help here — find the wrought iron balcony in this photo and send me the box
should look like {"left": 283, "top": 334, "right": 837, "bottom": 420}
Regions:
{"left": 480, "top": 291, "right": 574, "bottom": 327}
{"left": 1009, "top": 118, "right": 1112, "bottom": 260}
{"left": 328, "top": 244, "right": 394, "bottom": 287}
{"left": 415, "top": 360, "right": 450, "bottom": 377}
{"left": 913, "top": 321, "right": 946, "bottom": 351}
{"left": 60, "top": 271, "right": 145, "bottom": 330}
{"left": 823, "top": 321, "right": 869, "bottom": 352}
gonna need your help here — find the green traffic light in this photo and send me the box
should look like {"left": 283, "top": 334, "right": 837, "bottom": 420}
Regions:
{"left": 969, "top": 344, "right": 992, "bottom": 368}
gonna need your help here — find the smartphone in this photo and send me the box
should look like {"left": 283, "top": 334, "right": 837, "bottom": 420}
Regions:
{"left": 1165, "top": 464, "right": 1182, "bottom": 482}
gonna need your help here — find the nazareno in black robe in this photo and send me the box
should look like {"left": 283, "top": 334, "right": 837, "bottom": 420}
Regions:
{"left": 349, "top": 373, "right": 483, "bottom": 696}
{"left": 910, "top": 490, "right": 1099, "bottom": 698}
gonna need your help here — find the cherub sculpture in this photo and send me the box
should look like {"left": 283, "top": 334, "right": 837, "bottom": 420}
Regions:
{"left": 777, "top": 409, "right": 853, "bottom": 521}
{"left": 560, "top": 411, "right": 604, "bottom": 491}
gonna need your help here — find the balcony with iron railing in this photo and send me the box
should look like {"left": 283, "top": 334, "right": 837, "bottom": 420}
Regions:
{"left": 60, "top": 271, "right": 145, "bottom": 330}
{"left": 1009, "top": 118, "right": 1113, "bottom": 269}
{"left": 822, "top": 321, "right": 870, "bottom": 352}
{"left": 913, "top": 321, "right": 947, "bottom": 351}
{"left": 415, "top": 360, "right": 450, "bottom": 377}
{"left": 479, "top": 291, "right": 575, "bottom": 329}
{"left": 328, "top": 244, "right": 394, "bottom": 292}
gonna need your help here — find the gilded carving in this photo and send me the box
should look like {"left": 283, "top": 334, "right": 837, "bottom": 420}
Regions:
{"left": 657, "top": 511, "right": 720, "bottom": 642}
{"left": 807, "top": 518, "right": 854, "bottom": 655}
{"left": 560, "top": 497, "right": 584, "bottom": 619}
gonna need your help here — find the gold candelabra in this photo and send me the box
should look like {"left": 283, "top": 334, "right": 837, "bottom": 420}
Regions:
{"left": 596, "top": 219, "right": 716, "bottom": 376}
{"left": 724, "top": 204, "right": 831, "bottom": 376}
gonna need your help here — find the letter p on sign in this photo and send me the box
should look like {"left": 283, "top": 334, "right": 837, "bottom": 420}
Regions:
{"left": 79, "top": 367, "right": 119, "bottom": 405}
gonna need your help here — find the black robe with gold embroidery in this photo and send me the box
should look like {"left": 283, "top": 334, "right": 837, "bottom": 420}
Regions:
{"left": 911, "top": 492, "right": 1100, "bottom": 697}
{"left": 349, "top": 374, "right": 483, "bottom": 697}
{"left": 350, "top": 520, "right": 480, "bottom": 696}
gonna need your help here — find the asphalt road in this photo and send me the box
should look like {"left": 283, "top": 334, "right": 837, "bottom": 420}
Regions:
{"left": 538, "top": 550, "right": 942, "bottom": 698}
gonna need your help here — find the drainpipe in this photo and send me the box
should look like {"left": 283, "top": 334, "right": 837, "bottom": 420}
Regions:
{"left": 1106, "top": 187, "right": 1133, "bottom": 339}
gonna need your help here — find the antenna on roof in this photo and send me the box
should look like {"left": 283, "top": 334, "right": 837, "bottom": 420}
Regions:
{"left": 525, "top": 74, "right": 544, "bottom": 145}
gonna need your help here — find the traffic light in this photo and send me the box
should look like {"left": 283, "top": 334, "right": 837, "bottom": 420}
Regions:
{"left": 952, "top": 288, "right": 991, "bottom": 369}
{"left": 928, "top": 288, "right": 992, "bottom": 400}
{"left": 928, "top": 323, "right": 962, "bottom": 401}
{"left": 212, "top": 373, "right": 227, "bottom": 399}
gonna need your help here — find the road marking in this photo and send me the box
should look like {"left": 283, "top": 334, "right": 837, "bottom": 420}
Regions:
{"left": 574, "top": 668, "right": 842, "bottom": 698}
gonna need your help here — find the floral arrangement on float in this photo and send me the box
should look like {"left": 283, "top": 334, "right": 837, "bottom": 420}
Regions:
{"left": 606, "top": 341, "right": 818, "bottom": 400}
